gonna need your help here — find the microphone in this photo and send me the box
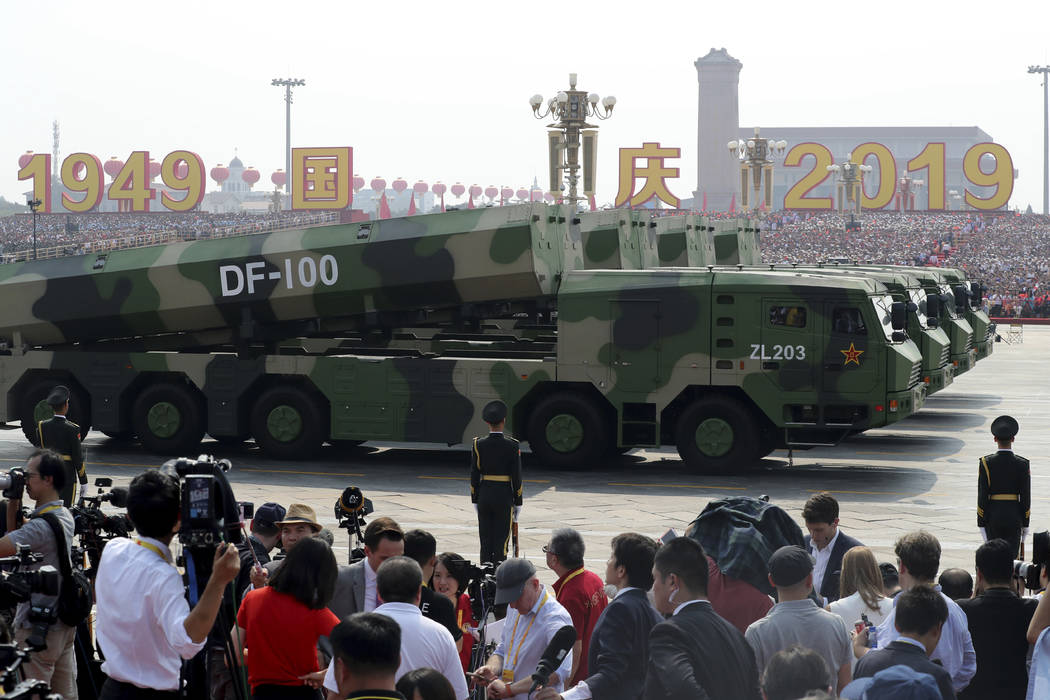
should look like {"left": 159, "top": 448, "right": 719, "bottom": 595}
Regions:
{"left": 529, "top": 624, "right": 576, "bottom": 693}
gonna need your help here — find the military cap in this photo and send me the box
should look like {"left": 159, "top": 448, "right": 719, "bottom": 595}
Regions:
{"left": 46, "top": 385, "right": 70, "bottom": 407}
{"left": 482, "top": 400, "right": 507, "bottom": 424}
{"left": 991, "top": 415, "right": 1019, "bottom": 440}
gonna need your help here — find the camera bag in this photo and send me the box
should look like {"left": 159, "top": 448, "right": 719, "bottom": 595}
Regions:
{"left": 40, "top": 512, "right": 93, "bottom": 627}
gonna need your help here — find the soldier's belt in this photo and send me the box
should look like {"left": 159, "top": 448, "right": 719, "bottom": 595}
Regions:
{"left": 481, "top": 475, "right": 512, "bottom": 482}
{"left": 990, "top": 494, "right": 1020, "bottom": 501}
{"left": 60, "top": 455, "right": 72, "bottom": 462}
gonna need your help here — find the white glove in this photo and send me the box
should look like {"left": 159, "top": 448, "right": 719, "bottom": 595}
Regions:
{"left": 473, "top": 504, "right": 478, "bottom": 515}
{"left": 979, "top": 527, "right": 987, "bottom": 542}
{"left": 513, "top": 506, "right": 521, "bottom": 521}
{"left": 1023, "top": 528, "right": 1030, "bottom": 541}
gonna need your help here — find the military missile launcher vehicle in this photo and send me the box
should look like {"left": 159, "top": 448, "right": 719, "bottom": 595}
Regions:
{"left": 0, "top": 204, "right": 925, "bottom": 472}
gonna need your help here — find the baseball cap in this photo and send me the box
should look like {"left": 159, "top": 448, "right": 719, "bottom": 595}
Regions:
{"left": 494, "top": 558, "right": 536, "bottom": 605}
{"left": 251, "top": 502, "right": 287, "bottom": 536}
{"left": 768, "top": 545, "right": 815, "bottom": 587}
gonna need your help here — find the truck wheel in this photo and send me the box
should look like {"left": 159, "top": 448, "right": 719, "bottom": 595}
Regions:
{"left": 675, "top": 397, "right": 760, "bottom": 474}
{"left": 527, "top": 392, "right": 609, "bottom": 470}
{"left": 132, "top": 383, "right": 205, "bottom": 455}
{"left": 19, "top": 379, "right": 92, "bottom": 446}
{"left": 251, "top": 386, "right": 324, "bottom": 459}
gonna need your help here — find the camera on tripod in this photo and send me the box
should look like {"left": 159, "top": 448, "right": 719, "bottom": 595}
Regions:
{"left": 161, "top": 455, "right": 244, "bottom": 551}
{"left": 334, "top": 486, "right": 373, "bottom": 563}
{"left": 71, "top": 477, "right": 134, "bottom": 577}
{"left": 0, "top": 469, "right": 26, "bottom": 500}
{"left": 0, "top": 642, "right": 62, "bottom": 698}
{"left": 449, "top": 559, "right": 498, "bottom": 623}
{"left": 0, "top": 546, "right": 60, "bottom": 652}
{"left": 1014, "top": 530, "right": 1050, "bottom": 591}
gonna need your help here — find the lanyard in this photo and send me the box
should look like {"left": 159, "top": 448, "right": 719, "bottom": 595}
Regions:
{"left": 507, "top": 590, "right": 548, "bottom": 671}
{"left": 33, "top": 504, "right": 62, "bottom": 517}
{"left": 135, "top": 538, "right": 170, "bottom": 563}
{"left": 555, "top": 568, "right": 585, "bottom": 595}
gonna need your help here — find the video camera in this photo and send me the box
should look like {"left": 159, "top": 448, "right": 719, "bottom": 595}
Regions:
{"left": 0, "top": 469, "right": 26, "bottom": 500}
{"left": 71, "top": 477, "right": 133, "bottom": 576}
{"left": 450, "top": 559, "right": 498, "bottom": 623}
{"left": 1015, "top": 530, "right": 1050, "bottom": 591}
{"left": 161, "top": 455, "right": 243, "bottom": 551}
{"left": 0, "top": 546, "right": 60, "bottom": 652}
{"left": 334, "top": 486, "right": 373, "bottom": 563}
{"left": 0, "top": 642, "right": 62, "bottom": 698}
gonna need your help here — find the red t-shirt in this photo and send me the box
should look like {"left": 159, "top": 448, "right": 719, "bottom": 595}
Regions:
{"left": 237, "top": 586, "right": 340, "bottom": 689}
{"left": 454, "top": 593, "right": 476, "bottom": 671}
{"left": 552, "top": 567, "right": 608, "bottom": 686}
{"left": 705, "top": 555, "right": 773, "bottom": 635}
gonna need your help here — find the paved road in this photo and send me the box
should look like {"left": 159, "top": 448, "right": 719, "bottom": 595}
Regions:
{"left": 0, "top": 328, "right": 1044, "bottom": 582}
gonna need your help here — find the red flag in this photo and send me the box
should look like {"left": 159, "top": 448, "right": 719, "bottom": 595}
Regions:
{"left": 701, "top": 192, "right": 707, "bottom": 212}
{"left": 440, "top": 193, "right": 445, "bottom": 212}
{"left": 379, "top": 191, "right": 391, "bottom": 219}
{"left": 588, "top": 194, "right": 596, "bottom": 211}
{"left": 729, "top": 193, "right": 736, "bottom": 213}
{"left": 467, "top": 194, "right": 475, "bottom": 209}
{"left": 408, "top": 192, "right": 416, "bottom": 215}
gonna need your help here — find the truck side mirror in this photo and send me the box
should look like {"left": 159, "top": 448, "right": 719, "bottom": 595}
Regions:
{"left": 952, "top": 285, "right": 969, "bottom": 310}
{"left": 925, "top": 293, "right": 941, "bottom": 320}
{"left": 891, "top": 301, "right": 907, "bottom": 331}
{"left": 972, "top": 283, "right": 985, "bottom": 307}
{"left": 906, "top": 301, "right": 918, "bottom": 313}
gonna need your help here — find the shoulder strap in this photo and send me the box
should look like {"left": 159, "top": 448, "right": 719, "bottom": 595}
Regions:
{"left": 980, "top": 456, "right": 991, "bottom": 485}
{"left": 39, "top": 512, "right": 73, "bottom": 578}
{"left": 37, "top": 421, "right": 45, "bottom": 447}
{"left": 473, "top": 437, "right": 481, "bottom": 472}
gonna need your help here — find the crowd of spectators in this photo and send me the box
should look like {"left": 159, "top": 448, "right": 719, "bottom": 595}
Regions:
{"left": 758, "top": 210, "right": 1050, "bottom": 317}
{"left": 0, "top": 211, "right": 335, "bottom": 259}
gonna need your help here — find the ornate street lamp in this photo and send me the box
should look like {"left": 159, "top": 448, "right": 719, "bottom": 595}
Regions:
{"left": 728, "top": 127, "right": 787, "bottom": 210}
{"left": 530, "top": 73, "right": 615, "bottom": 206}
{"left": 826, "top": 153, "right": 872, "bottom": 214}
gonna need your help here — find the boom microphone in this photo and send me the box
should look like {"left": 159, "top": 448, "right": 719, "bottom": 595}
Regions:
{"left": 529, "top": 624, "right": 576, "bottom": 693}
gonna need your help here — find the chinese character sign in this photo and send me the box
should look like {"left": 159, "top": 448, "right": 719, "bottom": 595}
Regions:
{"left": 614, "top": 143, "right": 681, "bottom": 208}
{"left": 291, "top": 147, "right": 353, "bottom": 210}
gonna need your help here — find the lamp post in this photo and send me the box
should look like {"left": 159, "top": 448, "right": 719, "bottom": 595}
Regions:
{"left": 529, "top": 73, "right": 616, "bottom": 207}
{"left": 826, "top": 153, "right": 872, "bottom": 214}
{"left": 895, "top": 172, "right": 925, "bottom": 211}
{"left": 1028, "top": 65, "right": 1049, "bottom": 215}
{"left": 271, "top": 77, "right": 306, "bottom": 204}
{"left": 728, "top": 128, "right": 787, "bottom": 210}
{"left": 26, "top": 196, "right": 41, "bottom": 260}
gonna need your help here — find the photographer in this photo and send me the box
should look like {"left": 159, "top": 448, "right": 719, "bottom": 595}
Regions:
{"left": 94, "top": 469, "right": 241, "bottom": 699}
{"left": 0, "top": 449, "right": 77, "bottom": 698}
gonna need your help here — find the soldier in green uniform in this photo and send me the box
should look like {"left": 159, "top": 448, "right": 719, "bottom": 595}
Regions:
{"left": 470, "top": 400, "right": 523, "bottom": 565}
{"left": 978, "top": 415, "right": 1030, "bottom": 557}
{"left": 37, "top": 385, "right": 87, "bottom": 507}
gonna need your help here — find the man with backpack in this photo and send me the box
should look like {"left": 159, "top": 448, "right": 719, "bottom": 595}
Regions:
{"left": 0, "top": 448, "right": 79, "bottom": 698}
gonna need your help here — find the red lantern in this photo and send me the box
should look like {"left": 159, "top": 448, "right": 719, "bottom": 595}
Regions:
{"left": 392, "top": 177, "right": 408, "bottom": 193}
{"left": 470, "top": 184, "right": 483, "bottom": 198}
{"left": 501, "top": 187, "right": 514, "bottom": 203}
{"left": 353, "top": 175, "right": 365, "bottom": 192}
{"left": 271, "top": 170, "right": 287, "bottom": 187}
{"left": 148, "top": 160, "right": 161, "bottom": 180}
{"left": 451, "top": 182, "right": 465, "bottom": 197}
{"left": 370, "top": 177, "right": 386, "bottom": 192}
{"left": 484, "top": 185, "right": 498, "bottom": 200}
{"left": 516, "top": 188, "right": 529, "bottom": 201}
{"left": 413, "top": 180, "right": 428, "bottom": 195}
{"left": 104, "top": 157, "right": 125, "bottom": 179}
{"left": 17, "top": 151, "right": 33, "bottom": 169}
{"left": 210, "top": 165, "right": 230, "bottom": 185}
{"left": 543, "top": 192, "right": 554, "bottom": 202}
{"left": 242, "top": 167, "right": 260, "bottom": 187}
{"left": 431, "top": 182, "right": 447, "bottom": 196}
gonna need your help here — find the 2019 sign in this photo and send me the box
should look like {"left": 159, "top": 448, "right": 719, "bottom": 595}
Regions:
{"left": 782, "top": 142, "right": 1013, "bottom": 211}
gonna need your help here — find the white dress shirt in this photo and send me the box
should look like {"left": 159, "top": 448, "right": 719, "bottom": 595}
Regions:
{"left": 364, "top": 558, "right": 379, "bottom": 612}
{"left": 810, "top": 528, "right": 840, "bottom": 598}
{"left": 561, "top": 587, "right": 639, "bottom": 700}
{"left": 875, "top": 586, "right": 977, "bottom": 691}
{"left": 323, "top": 601, "right": 469, "bottom": 700}
{"left": 95, "top": 536, "right": 204, "bottom": 691}
{"left": 494, "top": 585, "right": 574, "bottom": 700}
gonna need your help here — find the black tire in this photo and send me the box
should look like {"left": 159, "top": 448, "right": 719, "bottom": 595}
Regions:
{"left": 19, "top": 379, "right": 92, "bottom": 446}
{"left": 250, "top": 385, "right": 325, "bottom": 459}
{"left": 210, "top": 433, "right": 249, "bottom": 446}
{"left": 328, "top": 439, "right": 365, "bottom": 450}
{"left": 131, "top": 382, "right": 206, "bottom": 455}
{"left": 675, "top": 396, "right": 761, "bottom": 474}
{"left": 526, "top": 392, "right": 609, "bottom": 470}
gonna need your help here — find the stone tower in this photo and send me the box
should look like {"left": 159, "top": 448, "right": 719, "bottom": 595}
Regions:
{"left": 694, "top": 48, "right": 742, "bottom": 211}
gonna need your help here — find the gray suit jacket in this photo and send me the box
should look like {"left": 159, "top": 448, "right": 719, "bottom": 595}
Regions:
{"left": 264, "top": 558, "right": 364, "bottom": 621}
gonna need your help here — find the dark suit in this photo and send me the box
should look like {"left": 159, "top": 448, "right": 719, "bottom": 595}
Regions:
{"left": 470, "top": 432, "right": 522, "bottom": 565}
{"left": 957, "top": 588, "right": 1038, "bottom": 700}
{"left": 38, "top": 414, "right": 86, "bottom": 506}
{"left": 853, "top": 640, "right": 955, "bottom": 700}
{"left": 644, "top": 601, "right": 761, "bottom": 700}
{"left": 804, "top": 530, "right": 864, "bottom": 603}
{"left": 977, "top": 450, "right": 1031, "bottom": 556}
{"left": 580, "top": 588, "right": 662, "bottom": 700}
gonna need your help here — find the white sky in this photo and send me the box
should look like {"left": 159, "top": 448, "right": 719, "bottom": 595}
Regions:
{"left": 2, "top": 0, "right": 1049, "bottom": 210}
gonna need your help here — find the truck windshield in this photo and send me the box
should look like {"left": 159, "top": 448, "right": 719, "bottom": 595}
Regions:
{"left": 909, "top": 289, "right": 930, "bottom": 329}
{"left": 940, "top": 284, "right": 959, "bottom": 320}
{"left": 869, "top": 294, "right": 897, "bottom": 340}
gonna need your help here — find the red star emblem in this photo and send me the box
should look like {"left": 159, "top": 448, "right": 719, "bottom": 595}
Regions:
{"left": 841, "top": 342, "right": 864, "bottom": 366}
